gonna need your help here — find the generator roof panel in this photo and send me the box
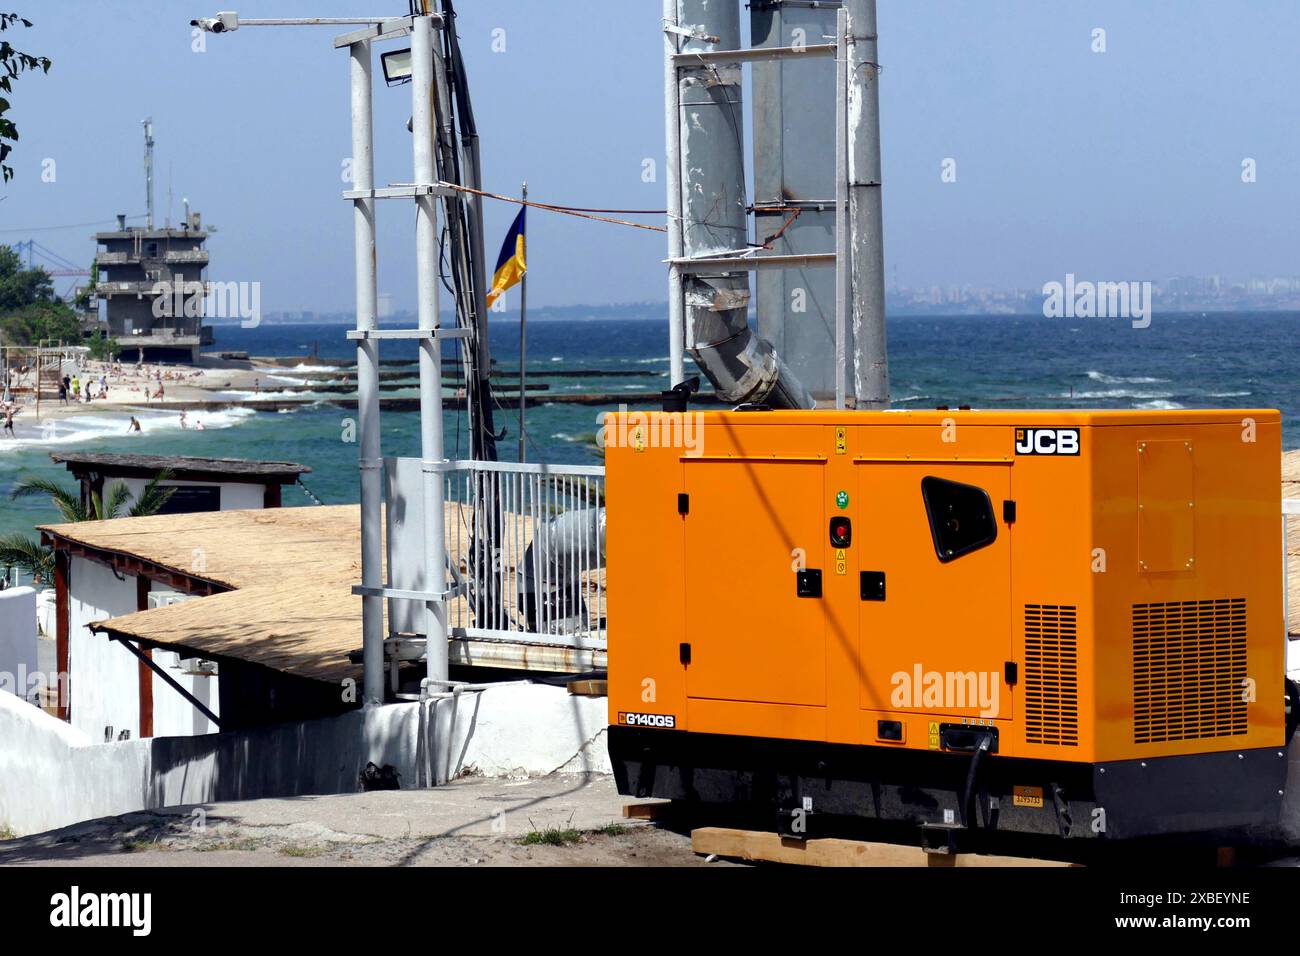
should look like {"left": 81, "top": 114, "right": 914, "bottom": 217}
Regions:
{"left": 649, "top": 409, "right": 1283, "bottom": 427}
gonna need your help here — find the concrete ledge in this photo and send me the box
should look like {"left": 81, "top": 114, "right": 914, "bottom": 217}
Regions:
{"left": 0, "top": 683, "right": 609, "bottom": 837}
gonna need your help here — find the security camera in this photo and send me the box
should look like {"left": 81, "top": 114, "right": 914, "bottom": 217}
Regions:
{"left": 191, "top": 11, "right": 239, "bottom": 33}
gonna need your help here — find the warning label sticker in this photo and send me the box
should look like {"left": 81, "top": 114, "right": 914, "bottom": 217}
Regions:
{"left": 1012, "top": 785, "right": 1044, "bottom": 808}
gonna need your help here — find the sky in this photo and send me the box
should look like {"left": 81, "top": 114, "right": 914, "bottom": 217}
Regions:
{"left": 0, "top": 0, "right": 1297, "bottom": 312}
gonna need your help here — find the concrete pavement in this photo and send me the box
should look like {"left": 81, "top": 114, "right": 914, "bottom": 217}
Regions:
{"left": 0, "top": 773, "right": 715, "bottom": 867}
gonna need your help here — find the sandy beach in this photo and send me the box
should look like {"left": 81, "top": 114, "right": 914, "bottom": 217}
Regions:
{"left": 0, "top": 355, "right": 345, "bottom": 448}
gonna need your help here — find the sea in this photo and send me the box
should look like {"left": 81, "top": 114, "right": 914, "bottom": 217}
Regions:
{"left": 2, "top": 310, "right": 1298, "bottom": 540}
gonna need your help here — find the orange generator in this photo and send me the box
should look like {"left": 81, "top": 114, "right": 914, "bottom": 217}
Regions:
{"left": 605, "top": 408, "right": 1295, "bottom": 843}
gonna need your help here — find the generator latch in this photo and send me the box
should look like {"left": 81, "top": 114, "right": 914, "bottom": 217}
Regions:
{"left": 796, "top": 569, "right": 823, "bottom": 598}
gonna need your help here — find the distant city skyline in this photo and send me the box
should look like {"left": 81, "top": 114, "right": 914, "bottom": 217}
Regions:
{"left": 229, "top": 271, "right": 1300, "bottom": 326}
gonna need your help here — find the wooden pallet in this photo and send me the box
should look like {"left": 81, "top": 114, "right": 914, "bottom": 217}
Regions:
{"left": 566, "top": 679, "right": 608, "bottom": 697}
{"left": 691, "top": 827, "right": 1075, "bottom": 867}
{"left": 623, "top": 801, "right": 676, "bottom": 822}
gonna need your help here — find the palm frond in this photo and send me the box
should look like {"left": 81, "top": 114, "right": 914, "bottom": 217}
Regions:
{"left": 0, "top": 533, "right": 54, "bottom": 584}
{"left": 10, "top": 477, "right": 87, "bottom": 523}
{"left": 129, "top": 468, "right": 176, "bottom": 517}
{"left": 100, "top": 481, "right": 133, "bottom": 521}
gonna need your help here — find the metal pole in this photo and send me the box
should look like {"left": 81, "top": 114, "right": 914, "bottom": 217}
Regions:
{"left": 671, "top": 0, "right": 812, "bottom": 409}
{"left": 663, "top": 0, "right": 685, "bottom": 388}
{"left": 430, "top": 46, "right": 474, "bottom": 452}
{"left": 846, "top": 0, "right": 889, "bottom": 408}
{"left": 143, "top": 119, "right": 155, "bottom": 232}
{"left": 351, "top": 38, "right": 385, "bottom": 707}
{"left": 413, "top": 14, "right": 450, "bottom": 687}
{"left": 834, "top": 8, "right": 849, "bottom": 410}
{"left": 519, "top": 181, "right": 528, "bottom": 462}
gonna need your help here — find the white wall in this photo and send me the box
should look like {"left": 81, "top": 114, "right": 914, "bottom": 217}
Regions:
{"left": 68, "top": 559, "right": 219, "bottom": 741}
{"left": 35, "top": 588, "right": 56, "bottom": 640}
{"left": 69, "top": 557, "right": 139, "bottom": 741}
{"left": 0, "top": 587, "right": 38, "bottom": 704}
{"left": 146, "top": 583, "right": 218, "bottom": 738}
{"left": 120, "top": 477, "right": 267, "bottom": 512}
{"left": 0, "top": 683, "right": 611, "bottom": 837}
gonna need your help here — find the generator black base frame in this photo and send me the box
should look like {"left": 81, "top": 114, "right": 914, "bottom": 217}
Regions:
{"left": 609, "top": 726, "right": 1288, "bottom": 842}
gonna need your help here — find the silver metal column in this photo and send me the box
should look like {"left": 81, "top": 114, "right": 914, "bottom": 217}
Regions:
{"left": 663, "top": 0, "right": 685, "bottom": 388}
{"left": 412, "top": 13, "right": 450, "bottom": 687}
{"left": 846, "top": 0, "right": 890, "bottom": 408}
{"left": 350, "top": 37, "right": 385, "bottom": 707}
{"left": 673, "top": 0, "right": 812, "bottom": 408}
{"left": 834, "top": 8, "right": 849, "bottom": 410}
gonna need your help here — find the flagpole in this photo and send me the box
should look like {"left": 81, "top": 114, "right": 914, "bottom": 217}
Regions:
{"left": 519, "top": 181, "right": 528, "bottom": 462}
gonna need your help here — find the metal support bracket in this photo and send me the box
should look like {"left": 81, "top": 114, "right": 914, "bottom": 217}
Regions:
{"left": 352, "top": 583, "right": 466, "bottom": 602}
{"left": 108, "top": 635, "right": 221, "bottom": 729}
{"left": 342, "top": 184, "right": 458, "bottom": 201}
{"left": 346, "top": 328, "right": 472, "bottom": 341}
{"left": 333, "top": 17, "right": 434, "bottom": 49}
{"left": 663, "top": 23, "right": 720, "bottom": 44}
{"left": 672, "top": 43, "right": 834, "bottom": 66}
{"left": 670, "top": 252, "right": 836, "bottom": 273}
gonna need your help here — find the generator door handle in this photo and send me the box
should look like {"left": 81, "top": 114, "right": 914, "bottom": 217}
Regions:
{"left": 795, "top": 569, "right": 822, "bottom": 598}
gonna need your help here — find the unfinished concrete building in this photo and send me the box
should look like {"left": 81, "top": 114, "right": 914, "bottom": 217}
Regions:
{"left": 93, "top": 211, "right": 214, "bottom": 363}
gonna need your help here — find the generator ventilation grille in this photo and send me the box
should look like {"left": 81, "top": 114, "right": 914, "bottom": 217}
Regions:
{"left": 1024, "top": 604, "right": 1079, "bottom": 746}
{"left": 1133, "top": 598, "right": 1247, "bottom": 744}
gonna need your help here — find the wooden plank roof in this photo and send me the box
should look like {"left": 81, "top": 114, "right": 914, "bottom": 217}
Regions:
{"left": 39, "top": 501, "right": 607, "bottom": 684}
{"left": 42, "top": 506, "right": 363, "bottom": 683}
{"left": 51, "top": 452, "right": 311, "bottom": 483}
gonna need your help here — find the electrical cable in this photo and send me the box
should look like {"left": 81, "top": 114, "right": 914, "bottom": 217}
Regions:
{"left": 959, "top": 733, "right": 993, "bottom": 830}
{"left": 435, "top": 181, "right": 667, "bottom": 234}
{"left": 0, "top": 215, "right": 146, "bottom": 235}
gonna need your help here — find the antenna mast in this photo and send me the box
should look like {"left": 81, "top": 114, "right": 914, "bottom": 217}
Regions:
{"left": 142, "top": 118, "right": 155, "bottom": 230}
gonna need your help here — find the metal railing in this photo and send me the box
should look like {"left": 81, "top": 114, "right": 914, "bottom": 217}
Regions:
{"left": 446, "top": 460, "right": 605, "bottom": 648}
{"left": 385, "top": 457, "right": 606, "bottom": 651}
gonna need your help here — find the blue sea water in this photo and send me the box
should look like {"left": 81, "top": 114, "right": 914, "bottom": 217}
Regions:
{"left": 2, "top": 310, "right": 1297, "bottom": 540}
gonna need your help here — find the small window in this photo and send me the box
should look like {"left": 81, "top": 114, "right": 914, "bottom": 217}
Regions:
{"left": 155, "top": 485, "right": 221, "bottom": 515}
{"left": 921, "top": 476, "right": 997, "bottom": 562}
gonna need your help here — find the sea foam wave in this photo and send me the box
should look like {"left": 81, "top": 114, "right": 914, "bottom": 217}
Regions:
{"left": 1085, "top": 370, "right": 1169, "bottom": 385}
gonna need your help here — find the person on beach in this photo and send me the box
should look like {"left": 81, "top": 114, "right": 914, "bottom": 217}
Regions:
{"left": 152, "top": 383, "right": 164, "bottom": 401}
{"left": 127, "top": 416, "right": 142, "bottom": 434}
{"left": 71, "top": 378, "right": 80, "bottom": 400}
{"left": 179, "top": 411, "right": 188, "bottom": 429}
{"left": 58, "top": 382, "right": 68, "bottom": 405}
{"left": 2, "top": 404, "right": 17, "bottom": 437}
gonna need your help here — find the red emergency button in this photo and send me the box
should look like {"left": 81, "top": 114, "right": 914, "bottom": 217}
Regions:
{"left": 829, "top": 518, "right": 852, "bottom": 548}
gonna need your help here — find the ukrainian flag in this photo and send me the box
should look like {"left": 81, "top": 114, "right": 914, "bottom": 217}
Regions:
{"left": 485, "top": 207, "right": 526, "bottom": 308}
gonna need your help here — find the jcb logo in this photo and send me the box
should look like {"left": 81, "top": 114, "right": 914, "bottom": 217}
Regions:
{"left": 1015, "top": 427, "right": 1079, "bottom": 456}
